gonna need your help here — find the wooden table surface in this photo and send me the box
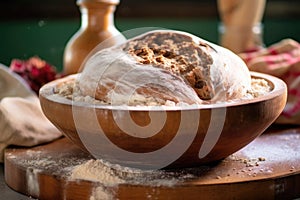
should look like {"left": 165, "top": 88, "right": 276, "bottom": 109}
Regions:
{"left": 4, "top": 125, "right": 300, "bottom": 200}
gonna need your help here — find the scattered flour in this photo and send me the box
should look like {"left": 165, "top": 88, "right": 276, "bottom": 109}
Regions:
{"left": 54, "top": 77, "right": 271, "bottom": 106}
{"left": 246, "top": 78, "right": 271, "bottom": 98}
{"left": 70, "top": 159, "right": 125, "bottom": 186}
{"left": 26, "top": 167, "right": 41, "bottom": 197}
{"left": 90, "top": 187, "right": 114, "bottom": 200}
{"left": 69, "top": 159, "right": 190, "bottom": 187}
{"left": 68, "top": 159, "right": 205, "bottom": 200}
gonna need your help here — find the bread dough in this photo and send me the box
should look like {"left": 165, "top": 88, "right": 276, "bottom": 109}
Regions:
{"left": 78, "top": 30, "right": 251, "bottom": 105}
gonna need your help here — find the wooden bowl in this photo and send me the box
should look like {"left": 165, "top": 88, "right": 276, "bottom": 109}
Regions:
{"left": 39, "top": 72, "right": 287, "bottom": 169}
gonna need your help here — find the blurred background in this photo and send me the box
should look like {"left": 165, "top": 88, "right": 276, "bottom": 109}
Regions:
{"left": 0, "top": 0, "right": 299, "bottom": 71}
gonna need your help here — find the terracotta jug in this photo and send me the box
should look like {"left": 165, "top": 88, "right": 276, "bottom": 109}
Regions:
{"left": 63, "top": 0, "right": 122, "bottom": 75}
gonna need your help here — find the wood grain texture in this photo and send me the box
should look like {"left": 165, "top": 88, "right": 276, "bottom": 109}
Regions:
{"left": 39, "top": 72, "right": 287, "bottom": 168}
{"left": 4, "top": 126, "right": 300, "bottom": 200}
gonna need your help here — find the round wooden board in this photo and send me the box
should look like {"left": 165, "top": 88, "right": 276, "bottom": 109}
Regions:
{"left": 4, "top": 126, "right": 300, "bottom": 200}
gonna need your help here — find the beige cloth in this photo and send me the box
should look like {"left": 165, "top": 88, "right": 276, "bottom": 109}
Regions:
{"left": 0, "top": 64, "right": 62, "bottom": 162}
{"left": 0, "top": 63, "right": 33, "bottom": 99}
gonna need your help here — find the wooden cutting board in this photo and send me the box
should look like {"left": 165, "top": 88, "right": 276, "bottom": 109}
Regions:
{"left": 4, "top": 126, "right": 300, "bottom": 200}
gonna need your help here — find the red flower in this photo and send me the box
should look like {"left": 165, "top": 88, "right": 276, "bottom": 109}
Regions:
{"left": 10, "top": 57, "right": 59, "bottom": 94}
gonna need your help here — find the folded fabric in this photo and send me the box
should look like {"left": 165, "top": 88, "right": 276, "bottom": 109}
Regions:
{"left": 0, "top": 64, "right": 62, "bottom": 162}
{"left": 0, "top": 96, "right": 63, "bottom": 162}
{"left": 239, "top": 39, "right": 300, "bottom": 124}
{"left": 0, "top": 63, "right": 34, "bottom": 99}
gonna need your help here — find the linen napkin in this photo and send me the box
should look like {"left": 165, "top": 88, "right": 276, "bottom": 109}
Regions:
{"left": 239, "top": 39, "right": 300, "bottom": 124}
{"left": 0, "top": 64, "right": 62, "bottom": 162}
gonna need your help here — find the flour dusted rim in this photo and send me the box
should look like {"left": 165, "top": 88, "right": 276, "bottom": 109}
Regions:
{"left": 39, "top": 71, "right": 286, "bottom": 111}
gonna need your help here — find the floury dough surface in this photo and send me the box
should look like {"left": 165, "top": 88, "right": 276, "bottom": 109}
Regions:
{"left": 54, "top": 76, "right": 270, "bottom": 107}
{"left": 77, "top": 30, "right": 252, "bottom": 106}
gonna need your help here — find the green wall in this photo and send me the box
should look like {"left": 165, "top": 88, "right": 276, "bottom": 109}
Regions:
{"left": 1, "top": 18, "right": 299, "bottom": 72}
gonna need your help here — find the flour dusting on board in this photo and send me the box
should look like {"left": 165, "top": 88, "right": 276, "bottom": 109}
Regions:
{"left": 70, "top": 159, "right": 125, "bottom": 186}
{"left": 90, "top": 187, "right": 114, "bottom": 200}
{"left": 69, "top": 159, "right": 191, "bottom": 186}
{"left": 69, "top": 158, "right": 205, "bottom": 199}
{"left": 26, "top": 167, "right": 40, "bottom": 197}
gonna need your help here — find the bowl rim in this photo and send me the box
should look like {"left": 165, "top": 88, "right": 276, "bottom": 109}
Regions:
{"left": 39, "top": 71, "right": 287, "bottom": 111}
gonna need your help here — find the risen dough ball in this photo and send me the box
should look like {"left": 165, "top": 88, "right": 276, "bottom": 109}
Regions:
{"left": 78, "top": 30, "right": 251, "bottom": 105}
